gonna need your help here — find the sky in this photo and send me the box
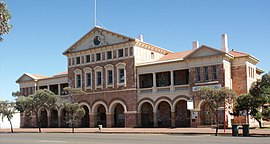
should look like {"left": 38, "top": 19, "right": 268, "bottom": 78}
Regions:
{"left": 0, "top": 0, "right": 269, "bottom": 101}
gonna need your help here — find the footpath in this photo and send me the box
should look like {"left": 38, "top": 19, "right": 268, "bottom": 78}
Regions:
{"left": 1, "top": 127, "right": 270, "bottom": 136}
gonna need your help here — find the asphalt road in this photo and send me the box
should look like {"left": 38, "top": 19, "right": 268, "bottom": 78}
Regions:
{"left": 0, "top": 133, "right": 270, "bottom": 144}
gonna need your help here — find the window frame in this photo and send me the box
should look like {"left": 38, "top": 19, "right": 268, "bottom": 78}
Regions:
{"left": 74, "top": 69, "right": 82, "bottom": 89}
{"left": 94, "top": 66, "right": 103, "bottom": 89}
{"left": 116, "top": 62, "right": 126, "bottom": 87}
{"left": 196, "top": 67, "right": 201, "bottom": 82}
{"left": 105, "top": 64, "right": 114, "bottom": 88}
{"left": 84, "top": 67, "right": 92, "bottom": 90}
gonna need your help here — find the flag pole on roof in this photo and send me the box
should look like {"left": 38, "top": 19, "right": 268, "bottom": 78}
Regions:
{"left": 94, "top": 0, "right": 97, "bottom": 27}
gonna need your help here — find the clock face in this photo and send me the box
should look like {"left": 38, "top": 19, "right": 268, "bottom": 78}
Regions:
{"left": 93, "top": 36, "right": 101, "bottom": 46}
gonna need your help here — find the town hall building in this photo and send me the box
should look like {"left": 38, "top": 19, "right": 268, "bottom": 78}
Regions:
{"left": 16, "top": 26, "right": 263, "bottom": 128}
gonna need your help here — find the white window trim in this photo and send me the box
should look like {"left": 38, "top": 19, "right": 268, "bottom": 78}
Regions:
{"left": 116, "top": 62, "right": 126, "bottom": 87}
{"left": 84, "top": 67, "right": 92, "bottom": 90}
{"left": 105, "top": 64, "right": 114, "bottom": 88}
{"left": 94, "top": 66, "right": 103, "bottom": 89}
{"left": 74, "top": 69, "right": 82, "bottom": 89}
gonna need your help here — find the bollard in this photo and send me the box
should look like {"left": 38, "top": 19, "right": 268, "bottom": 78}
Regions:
{"left": 98, "top": 125, "right": 102, "bottom": 132}
{"left": 242, "top": 124, "right": 249, "bottom": 137}
{"left": 232, "top": 124, "right": 239, "bottom": 136}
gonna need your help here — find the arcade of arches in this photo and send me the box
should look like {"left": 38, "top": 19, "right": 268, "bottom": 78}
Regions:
{"left": 23, "top": 99, "right": 216, "bottom": 128}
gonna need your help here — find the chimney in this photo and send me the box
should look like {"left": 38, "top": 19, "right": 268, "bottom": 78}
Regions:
{"left": 221, "top": 34, "right": 229, "bottom": 53}
{"left": 192, "top": 41, "right": 199, "bottom": 50}
{"left": 138, "top": 34, "right": 143, "bottom": 42}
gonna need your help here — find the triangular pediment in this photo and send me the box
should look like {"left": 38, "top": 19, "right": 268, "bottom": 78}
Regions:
{"left": 185, "top": 45, "right": 225, "bottom": 59}
{"left": 63, "top": 27, "right": 135, "bottom": 54}
{"left": 16, "top": 73, "right": 35, "bottom": 83}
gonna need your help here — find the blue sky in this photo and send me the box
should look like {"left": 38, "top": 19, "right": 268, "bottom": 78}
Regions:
{"left": 1, "top": 0, "right": 269, "bottom": 101}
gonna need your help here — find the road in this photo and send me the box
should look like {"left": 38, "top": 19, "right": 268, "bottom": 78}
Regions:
{"left": 0, "top": 133, "right": 270, "bottom": 144}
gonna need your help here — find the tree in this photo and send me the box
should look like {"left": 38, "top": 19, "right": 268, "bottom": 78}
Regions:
{"left": 0, "top": 1, "right": 12, "bottom": 41}
{"left": 199, "top": 87, "right": 236, "bottom": 136}
{"left": 15, "top": 89, "right": 57, "bottom": 133}
{"left": 236, "top": 73, "right": 270, "bottom": 128}
{"left": 0, "top": 100, "right": 16, "bottom": 133}
{"left": 61, "top": 87, "right": 86, "bottom": 133}
{"left": 62, "top": 103, "right": 85, "bottom": 133}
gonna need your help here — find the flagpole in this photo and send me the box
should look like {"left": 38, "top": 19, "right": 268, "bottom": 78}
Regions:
{"left": 94, "top": 0, "right": 97, "bottom": 26}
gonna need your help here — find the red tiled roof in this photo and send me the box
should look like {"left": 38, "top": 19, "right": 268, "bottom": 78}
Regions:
{"left": 158, "top": 50, "right": 194, "bottom": 61}
{"left": 229, "top": 50, "right": 249, "bottom": 57}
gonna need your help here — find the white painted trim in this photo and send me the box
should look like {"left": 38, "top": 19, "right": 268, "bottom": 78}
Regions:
{"left": 92, "top": 101, "right": 108, "bottom": 113}
{"left": 108, "top": 100, "right": 127, "bottom": 113}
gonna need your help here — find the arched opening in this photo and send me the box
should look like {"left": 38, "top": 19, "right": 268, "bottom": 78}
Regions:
{"left": 60, "top": 109, "right": 69, "bottom": 128}
{"left": 141, "top": 102, "right": 154, "bottom": 127}
{"left": 200, "top": 102, "right": 215, "bottom": 125}
{"left": 81, "top": 105, "right": 90, "bottom": 127}
{"left": 50, "top": 108, "right": 58, "bottom": 128}
{"left": 157, "top": 101, "right": 171, "bottom": 127}
{"left": 40, "top": 109, "right": 48, "bottom": 128}
{"left": 114, "top": 103, "right": 125, "bottom": 127}
{"left": 96, "top": 105, "right": 106, "bottom": 127}
{"left": 175, "top": 100, "right": 190, "bottom": 127}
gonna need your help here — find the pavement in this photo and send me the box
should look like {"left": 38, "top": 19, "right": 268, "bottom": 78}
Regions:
{"left": 1, "top": 127, "right": 270, "bottom": 136}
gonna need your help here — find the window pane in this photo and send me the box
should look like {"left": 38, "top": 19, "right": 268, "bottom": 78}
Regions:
{"left": 213, "top": 66, "right": 218, "bottom": 80}
{"left": 76, "top": 74, "right": 81, "bottom": 88}
{"left": 76, "top": 57, "right": 80, "bottom": 65}
{"left": 86, "top": 55, "right": 91, "bottom": 63}
{"left": 97, "top": 72, "right": 102, "bottom": 86}
{"left": 196, "top": 67, "right": 201, "bottom": 82}
{"left": 204, "top": 67, "right": 209, "bottom": 81}
{"left": 96, "top": 53, "right": 101, "bottom": 61}
{"left": 86, "top": 73, "right": 91, "bottom": 87}
{"left": 107, "top": 51, "right": 112, "bottom": 60}
{"left": 119, "top": 69, "right": 125, "bottom": 83}
{"left": 108, "top": 70, "right": 113, "bottom": 84}
{"left": 118, "top": 49, "right": 124, "bottom": 58}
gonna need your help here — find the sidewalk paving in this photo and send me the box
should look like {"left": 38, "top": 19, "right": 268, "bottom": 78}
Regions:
{"left": 1, "top": 127, "right": 270, "bottom": 136}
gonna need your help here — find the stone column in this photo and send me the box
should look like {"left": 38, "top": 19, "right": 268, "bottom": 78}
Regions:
{"left": 90, "top": 113, "right": 95, "bottom": 127}
{"left": 88, "top": 113, "right": 91, "bottom": 128}
{"left": 125, "top": 111, "right": 137, "bottom": 127}
{"left": 58, "top": 84, "right": 61, "bottom": 95}
{"left": 152, "top": 73, "right": 156, "bottom": 93}
{"left": 171, "top": 110, "right": 176, "bottom": 128}
{"left": 137, "top": 112, "right": 141, "bottom": 127}
{"left": 58, "top": 114, "right": 61, "bottom": 128}
{"left": 170, "top": 70, "right": 174, "bottom": 91}
{"left": 106, "top": 113, "right": 112, "bottom": 128}
{"left": 153, "top": 112, "right": 158, "bottom": 127}
{"left": 47, "top": 111, "right": 51, "bottom": 128}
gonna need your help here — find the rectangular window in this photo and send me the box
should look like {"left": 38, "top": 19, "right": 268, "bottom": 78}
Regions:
{"left": 76, "top": 57, "right": 80, "bottom": 65}
{"left": 129, "top": 47, "right": 133, "bottom": 56}
{"left": 151, "top": 52, "right": 155, "bottom": 59}
{"left": 196, "top": 67, "right": 201, "bottom": 82}
{"left": 86, "top": 55, "right": 91, "bottom": 63}
{"left": 96, "top": 53, "right": 101, "bottom": 61}
{"left": 96, "top": 71, "right": 102, "bottom": 86}
{"left": 118, "top": 49, "right": 124, "bottom": 58}
{"left": 68, "top": 58, "right": 71, "bottom": 66}
{"left": 86, "top": 73, "right": 91, "bottom": 87}
{"left": 119, "top": 68, "right": 125, "bottom": 83}
{"left": 107, "top": 51, "right": 112, "bottom": 60}
{"left": 72, "top": 58, "right": 75, "bottom": 65}
{"left": 76, "top": 74, "right": 81, "bottom": 88}
{"left": 204, "top": 67, "right": 209, "bottom": 81}
{"left": 107, "top": 70, "right": 113, "bottom": 85}
{"left": 213, "top": 66, "right": 218, "bottom": 80}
